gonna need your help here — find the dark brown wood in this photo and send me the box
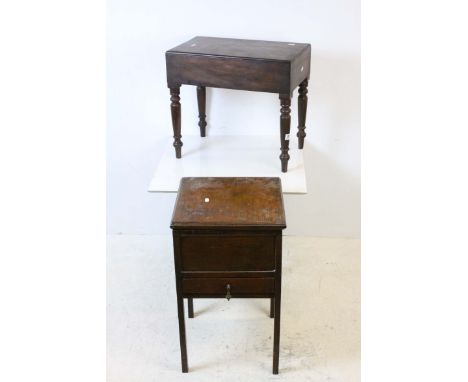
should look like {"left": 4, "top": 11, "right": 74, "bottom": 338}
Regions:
{"left": 290, "top": 46, "right": 311, "bottom": 93}
{"left": 166, "top": 36, "right": 310, "bottom": 94}
{"left": 165, "top": 36, "right": 311, "bottom": 171}
{"left": 173, "top": 231, "right": 188, "bottom": 372}
{"left": 196, "top": 86, "right": 207, "bottom": 137}
{"left": 279, "top": 95, "right": 291, "bottom": 173}
{"left": 272, "top": 234, "right": 282, "bottom": 374}
{"left": 171, "top": 177, "right": 286, "bottom": 374}
{"left": 169, "top": 36, "right": 310, "bottom": 62}
{"left": 167, "top": 53, "right": 290, "bottom": 93}
{"left": 182, "top": 277, "right": 274, "bottom": 296}
{"left": 176, "top": 295, "right": 188, "bottom": 372}
{"left": 297, "top": 79, "right": 308, "bottom": 149}
{"left": 181, "top": 270, "right": 275, "bottom": 278}
{"left": 180, "top": 234, "right": 275, "bottom": 271}
{"left": 170, "top": 86, "right": 182, "bottom": 158}
{"left": 187, "top": 298, "right": 194, "bottom": 318}
{"left": 171, "top": 177, "right": 286, "bottom": 230}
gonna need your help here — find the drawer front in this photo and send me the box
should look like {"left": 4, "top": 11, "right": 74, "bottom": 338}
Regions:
{"left": 182, "top": 277, "right": 274, "bottom": 297}
{"left": 180, "top": 235, "right": 275, "bottom": 271}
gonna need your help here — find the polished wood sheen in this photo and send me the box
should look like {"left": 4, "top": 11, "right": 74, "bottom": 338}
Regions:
{"left": 166, "top": 36, "right": 310, "bottom": 172}
{"left": 171, "top": 177, "right": 286, "bottom": 374}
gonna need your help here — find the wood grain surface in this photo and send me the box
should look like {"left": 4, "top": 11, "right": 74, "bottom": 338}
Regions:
{"left": 171, "top": 177, "right": 286, "bottom": 229}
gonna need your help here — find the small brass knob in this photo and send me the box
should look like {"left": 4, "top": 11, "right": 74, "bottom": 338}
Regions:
{"left": 226, "top": 284, "right": 231, "bottom": 301}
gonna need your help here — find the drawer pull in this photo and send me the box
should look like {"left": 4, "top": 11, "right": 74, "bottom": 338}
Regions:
{"left": 225, "top": 284, "right": 231, "bottom": 301}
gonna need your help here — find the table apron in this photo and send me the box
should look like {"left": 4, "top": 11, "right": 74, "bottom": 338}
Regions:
{"left": 166, "top": 53, "right": 291, "bottom": 93}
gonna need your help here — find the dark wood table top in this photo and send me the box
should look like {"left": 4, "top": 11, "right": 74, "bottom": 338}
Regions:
{"left": 168, "top": 36, "right": 310, "bottom": 62}
{"left": 171, "top": 177, "right": 286, "bottom": 230}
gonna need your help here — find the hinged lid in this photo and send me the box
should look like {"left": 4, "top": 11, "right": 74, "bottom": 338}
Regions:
{"left": 171, "top": 177, "right": 286, "bottom": 230}
{"left": 167, "top": 36, "right": 310, "bottom": 62}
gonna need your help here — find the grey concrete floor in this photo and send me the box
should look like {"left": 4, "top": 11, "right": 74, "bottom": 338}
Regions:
{"left": 107, "top": 235, "right": 360, "bottom": 382}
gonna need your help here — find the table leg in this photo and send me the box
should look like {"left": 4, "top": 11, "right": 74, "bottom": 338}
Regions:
{"left": 270, "top": 297, "right": 275, "bottom": 318}
{"left": 187, "top": 298, "right": 194, "bottom": 318}
{"left": 272, "top": 294, "right": 281, "bottom": 374}
{"left": 170, "top": 86, "right": 182, "bottom": 158}
{"left": 176, "top": 293, "right": 189, "bottom": 372}
{"left": 279, "top": 94, "right": 291, "bottom": 172}
{"left": 297, "top": 79, "right": 308, "bottom": 149}
{"left": 273, "top": 235, "right": 282, "bottom": 374}
{"left": 197, "top": 86, "right": 207, "bottom": 137}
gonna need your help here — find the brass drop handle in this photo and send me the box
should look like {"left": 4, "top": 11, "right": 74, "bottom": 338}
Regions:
{"left": 225, "top": 284, "right": 231, "bottom": 301}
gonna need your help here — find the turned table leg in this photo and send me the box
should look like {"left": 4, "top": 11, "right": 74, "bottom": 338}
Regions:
{"left": 297, "top": 79, "right": 308, "bottom": 149}
{"left": 170, "top": 86, "right": 182, "bottom": 158}
{"left": 279, "top": 94, "right": 291, "bottom": 173}
{"left": 197, "top": 86, "right": 207, "bottom": 137}
{"left": 187, "top": 298, "right": 194, "bottom": 318}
